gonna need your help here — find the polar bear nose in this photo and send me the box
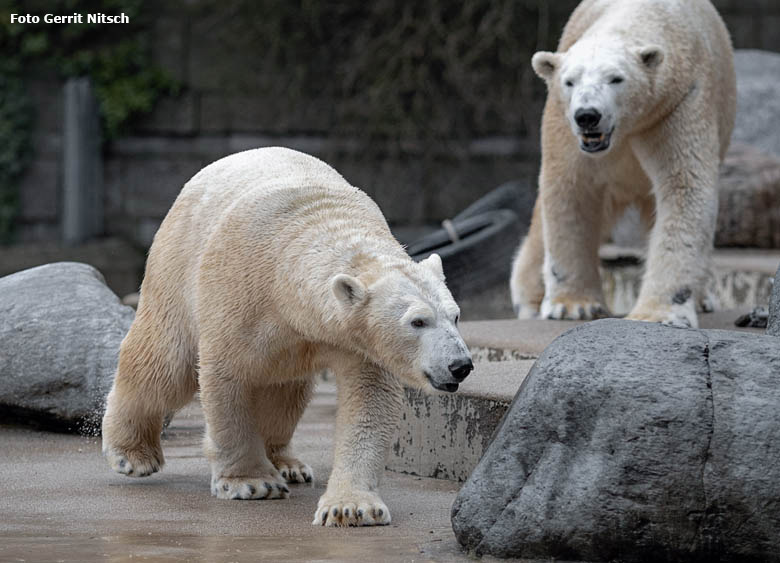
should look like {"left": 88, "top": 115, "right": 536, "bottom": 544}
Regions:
{"left": 449, "top": 358, "right": 474, "bottom": 381}
{"left": 575, "top": 107, "right": 602, "bottom": 129}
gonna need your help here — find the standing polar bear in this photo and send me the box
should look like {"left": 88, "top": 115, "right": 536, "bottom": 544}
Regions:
{"left": 510, "top": 0, "right": 736, "bottom": 328}
{"left": 101, "top": 147, "right": 473, "bottom": 527}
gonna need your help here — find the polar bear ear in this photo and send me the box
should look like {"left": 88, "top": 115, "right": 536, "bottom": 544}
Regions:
{"left": 531, "top": 51, "right": 561, "bottom": 80}
{"left": 638, "top": 45, "right": 664, "bottom": 69}
{"left": 421, "top": 253, "right": 445, "bottom": 280}
{"left": 331, "top": 274, "right": 367, "bottom": 308}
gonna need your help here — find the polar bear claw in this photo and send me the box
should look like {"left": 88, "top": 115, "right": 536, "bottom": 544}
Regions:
{"left": 211, "top": 474, "right": 290, "bottom": 500}
{"left": 271, "top": 455, "right": 314, "bottom": 484}
{"left": 105, "top": 447, "right": 163, "bottom": 478}
{"left": 540, "top": 297, "right": 610, "bottom": 321}
{"left": 313, "top": 490, "right": 391, "bottom": 527}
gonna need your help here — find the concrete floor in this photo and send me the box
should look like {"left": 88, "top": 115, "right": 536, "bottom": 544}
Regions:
{"left": 0, "top": 383, "right": 517, "bottom": 563}
{"left": 0, "top": 310, "right": 766, "bottom": 562}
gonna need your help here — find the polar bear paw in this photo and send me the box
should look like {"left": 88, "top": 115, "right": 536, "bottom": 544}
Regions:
{"left": 104, "top": 446, "right": 163, "bottom": 478}
{"left": 271, "top": 455, "right": 313, "bottom": 484}
{"left": 513, "top": 302, "right": 540, "bottom": 320}
{"left": 540, "top": 296, "right": 610, "bottom": 320}
{"left": 627, "top": 300, "right": 698, "bottom": 329}
{"left": 312, "top": 490, "right": 391, "bottom": 527}
{"left": 211, "top": 474, "right": 290, "bottom": 500}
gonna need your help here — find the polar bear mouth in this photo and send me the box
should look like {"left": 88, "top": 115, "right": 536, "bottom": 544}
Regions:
{"left": 425, "top": 372, "right": 459, "bottom": 393}
{"left": 579, "top": 129, "right": 613, "bottom": 153}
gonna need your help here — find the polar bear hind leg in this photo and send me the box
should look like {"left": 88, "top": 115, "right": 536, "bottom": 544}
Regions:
{"left": 257, "top": 379, "right": 315, "bottom": 485}
{"left": 199, "top": 347, "right": 291, "bottom": 500}
{"left": 101, "top": 306, "right": 199, "bottom": 478}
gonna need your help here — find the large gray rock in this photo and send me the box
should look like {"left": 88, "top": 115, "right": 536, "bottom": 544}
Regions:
{"left": 733, "top": 50, "right": 780, "bottom": 158}
{"left": 716, "top": 143, "right": 780, "bottom": 249}
{"left": 452, "top": 320, "right": 780, "bottom": 561}
{"left": 0, "top": 262, "right": 134, "bottom": 433}
{"left": 769, "top": 265, "right": 780, "bottom": 336}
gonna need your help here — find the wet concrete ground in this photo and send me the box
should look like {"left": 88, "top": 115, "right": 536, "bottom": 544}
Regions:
{"left": 0, "top": 383, "right": 510, "bottom": 562}
{"left": 6, "top": 314, "right": 759, "bottom": 561}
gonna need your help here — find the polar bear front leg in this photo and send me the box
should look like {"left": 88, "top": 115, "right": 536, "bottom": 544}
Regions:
{"left": 537, "top": 172, "right": 610, "bottom": 320}
{"left": 199, "top": 354, "right": 289, "bottom": 500}
{"left": 628, "top": 116, "right": 720, "bottom": 329}
{"left": 627, "top": 182, "right": 718, "bottom": 328}
{"left": 313, "top": 360, "right": 403, "bottom": 527}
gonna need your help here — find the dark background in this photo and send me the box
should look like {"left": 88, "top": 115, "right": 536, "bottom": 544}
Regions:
{"left": 3, "top": 0, "right": 779, "bottom": 293}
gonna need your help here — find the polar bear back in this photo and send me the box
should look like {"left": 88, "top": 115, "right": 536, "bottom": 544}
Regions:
{"left": 562, "top": 0, "right": 727, "bottom": 50}
{"left": 152, "top": 147, "right": 393, "bottom": 269}
{"left": 141, "top": 147, "right": 405, "bottom": 339}
{"left": 180, "top": 147, "right": 377, "bottom": 238}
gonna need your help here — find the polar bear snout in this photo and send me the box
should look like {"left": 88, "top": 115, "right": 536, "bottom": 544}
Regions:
{"left": 423, "top": 338, "right": 473, "bottom": 393}
{"left": 574, "top": 107, "right": 602, "bottom": 129}
{"left": 571, "top": 104, "right": 614, "bottom": 153}
{"left": 449, "top": 358, "right": 474, "bottom": 382}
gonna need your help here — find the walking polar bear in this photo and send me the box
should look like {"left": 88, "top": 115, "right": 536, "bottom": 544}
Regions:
{"left": 510, "top": 0, "right": 736, "bottom": 328}
{"left": 101, "top": 147, "right": 473, "bottom": 527}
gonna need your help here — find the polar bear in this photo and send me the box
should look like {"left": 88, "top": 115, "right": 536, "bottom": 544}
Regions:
{"left": 101, "top": 147, "right": 473, "bottom": 527}
{"left": 510, "top": 0, "right": 736, "bottom": 328}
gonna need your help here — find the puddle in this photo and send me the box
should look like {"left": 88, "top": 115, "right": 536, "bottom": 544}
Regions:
{"left": 0, "top": 533, "right": 464, "bottom": 562}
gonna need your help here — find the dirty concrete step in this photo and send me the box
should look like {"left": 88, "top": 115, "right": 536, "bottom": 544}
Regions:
{"left": 387, "top": 310, "right": 767, "bottom": 482}
{"left": 601, "top": 246, "right": 779, "bottom": 315}
{"left": 389, "top": 360, "right": 535, "bottom": 482}
{"left": 459, "top": 247, "right": 779, "bottom": 321}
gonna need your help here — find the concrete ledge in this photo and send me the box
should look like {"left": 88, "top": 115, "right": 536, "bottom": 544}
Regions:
{"left": 601, "top": 246, "right": 779, "bottom": 315}
{"left": 389, "top": 360, "right": 534, "bottom": 481}
{"left": 389, "top": 311, "right": 766, "bottom": 482}
{"left": 460, "top": 247, "right": 779, "bottom": 321}
{"left": 460, "top": 319, "right": 579, "bottom": 355}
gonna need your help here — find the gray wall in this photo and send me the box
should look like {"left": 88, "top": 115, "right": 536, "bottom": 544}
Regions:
{"left": 15, "top": 0, "right": 780, "bottom": 247}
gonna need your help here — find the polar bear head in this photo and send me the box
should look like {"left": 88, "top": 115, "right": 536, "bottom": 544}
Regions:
{"left": 532, "top": 37, "right": 664, "bottom": 156}
{"left": 331, "top": 253, "right": 473, "bottom": 392}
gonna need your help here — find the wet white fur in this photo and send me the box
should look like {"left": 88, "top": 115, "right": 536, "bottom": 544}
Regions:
{"left": 510, "top": 0, "right": 736, "bottom": 327}
{"left": 101, "top": 147, "right": 471, "bottom": 527}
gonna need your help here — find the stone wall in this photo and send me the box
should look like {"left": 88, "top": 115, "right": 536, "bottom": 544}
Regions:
{"left": 14, "top": 0, "right": 780, "bottom": 246}
{"left": 17, "top": 75, "right": 63, "bottom": 243}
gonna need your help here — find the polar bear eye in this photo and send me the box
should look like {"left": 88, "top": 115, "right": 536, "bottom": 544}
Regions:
{"left": 411, "top": 319, "right": 427, "bottom": 329}
{"left": 454, "top": 315, "right": 459, "bottom": 325}
{"left": 610, "top": 76, "right": 624, "bottom": 84}
{"left": 564, "top": 80, "right": 574, "bottom": 87}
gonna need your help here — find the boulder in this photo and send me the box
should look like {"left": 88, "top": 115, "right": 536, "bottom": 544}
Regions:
{"left": 733, "top": 50, "right": 780, "bottom": 158}
{"left": 715, "top": 144, "right": 780, "bottom": 249}
{"left": 769, "top": 265, "right": 780, "bottom": 336}
{"left": 0, "top": 262, "right": 134, "bottom": 433}
{"left": 452, "top": 320, "right": 780, "bottom": 561}
{"left": 734, "top": 306, "right": 768, "bottom": 329}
